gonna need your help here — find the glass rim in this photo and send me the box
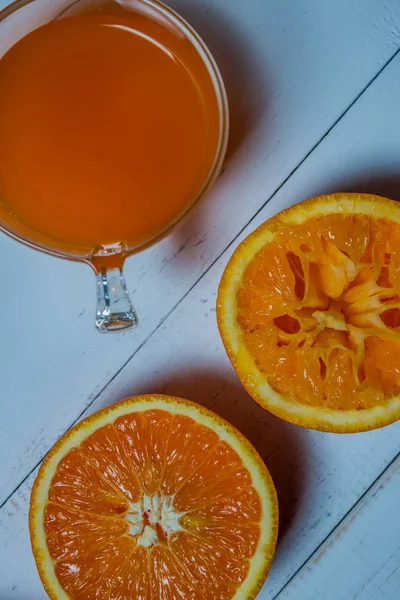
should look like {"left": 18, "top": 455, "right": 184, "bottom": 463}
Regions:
{"left": 0, "top": 0, "right": 229, "bottom": 265}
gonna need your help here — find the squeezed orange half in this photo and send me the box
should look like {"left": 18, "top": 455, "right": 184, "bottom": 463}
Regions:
{"left": 217, "top": 194, "right": 400, "bottom": 432}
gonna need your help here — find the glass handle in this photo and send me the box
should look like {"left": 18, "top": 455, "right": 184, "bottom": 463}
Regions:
{"left": 94, "top": 264, "right": 137, "bottom": 332}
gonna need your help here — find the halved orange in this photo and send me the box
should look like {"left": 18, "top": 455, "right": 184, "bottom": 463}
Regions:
{"left": 217, "top": 193, "right": 400, "bottom": 433}
{"left": 30, "top": 395, "right": 278, "bottom": 599}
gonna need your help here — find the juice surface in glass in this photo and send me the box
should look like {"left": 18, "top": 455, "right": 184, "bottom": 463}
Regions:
{"left": 0, "top": 3, "right": 221, "bottom": 255}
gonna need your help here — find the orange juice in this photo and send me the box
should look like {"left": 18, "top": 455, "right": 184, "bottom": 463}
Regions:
{"left": 0, "top": 4, "right": 221, "bottom": 255}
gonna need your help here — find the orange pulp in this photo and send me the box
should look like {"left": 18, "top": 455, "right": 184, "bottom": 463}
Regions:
{"left": 0, "top": 7, "right": 220, "bottom": 253}
{"left": 44, "top": 409, "right": 261, "bottom": 598}
{"left": 238, "top": 214, "right": 400, "bottom": 410}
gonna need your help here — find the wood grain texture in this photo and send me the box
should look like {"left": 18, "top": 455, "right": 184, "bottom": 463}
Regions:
{"left": 2, "top": 0, "right": 400, "bottom": 504}
{"left": 276, "top": 455, "right": 400, "bottom": 600}
{"left": 2, "top": 27, "right": 400, "bottom": 598}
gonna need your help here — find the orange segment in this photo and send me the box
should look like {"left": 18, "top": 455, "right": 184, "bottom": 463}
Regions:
{"left": 174, "top": 441, "right": 251, "bottom": 511}
{"left": 81, "top": 424, "right": 142, "bottom": 502}
{"left": 237, "top": 244, "right": 299, "bottom": 326}
{"left": 44, "top": 503, "right": 129, "bottom": 562}
{"left": 160, "top": 415, "right": 219, "bottom": 497}
{"left": 150, "top": 545, "right": 198, "bottom": 599}
{"left": 183, "top": 486, "right": 262, "bottom": 533}
{"left": 114, "top": 410, "right": 174, "bottom": 495}
{"left": 111, "top": 546, "right": 151, "bottom": 599}
{"left": 48, "top": 448, "right": 128, "bottom": 516}
{"left": 30, "top": 396, "right": 278, "bottom": 600}
{"left": 169, "top": 533, "right": 249, "bottom": 599}
{"left": 55, "top": 537, "right": 136, "bottom": 600}
{"left": 217, "top": 193, "right": 400, "bottom": 432}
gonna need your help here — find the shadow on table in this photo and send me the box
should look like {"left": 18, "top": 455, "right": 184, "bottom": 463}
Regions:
{"left": 111, "top": 366, "right": 310, "bottom": 544}
{"left": 166, "top": 0, "right": 267, "bottom": 164}
{"left": 312, "top": 169, "right": 400, "bottom": 202}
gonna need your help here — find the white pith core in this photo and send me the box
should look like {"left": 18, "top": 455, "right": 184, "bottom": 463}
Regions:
{"left": 126, "top": 493, "right": 185, "bottom": 547}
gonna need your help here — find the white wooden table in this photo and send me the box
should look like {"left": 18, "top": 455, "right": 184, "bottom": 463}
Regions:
{"left": 1, "top": 1, "right": 400, "bottom": 598}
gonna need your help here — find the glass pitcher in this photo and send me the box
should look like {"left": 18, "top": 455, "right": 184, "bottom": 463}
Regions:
{"left": 0, "top": 0, "right": 229, "bottom": 331}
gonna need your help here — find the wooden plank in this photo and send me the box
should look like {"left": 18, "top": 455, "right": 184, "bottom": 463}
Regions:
{"left": 2, "top": 47, "right": 400, "bottom": 598}
{"left": 0, "top": 471, "right": 42, "bottom": 598}
{"left": 2, "top": 0, "right": 400, "bottom": 504}
{"left": 276, "top": 456, "right": 400, "bottom": 600}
